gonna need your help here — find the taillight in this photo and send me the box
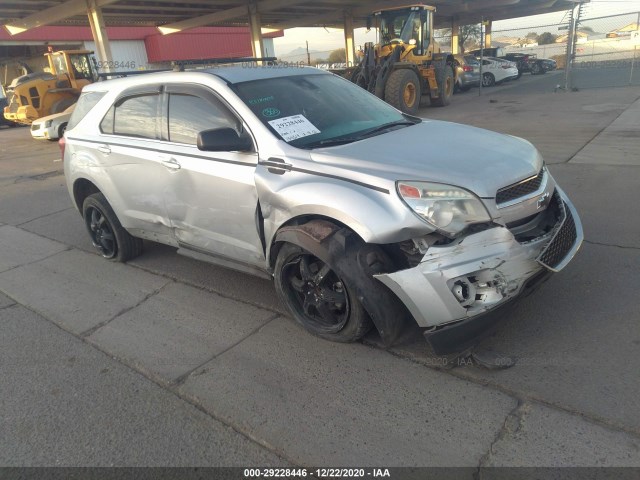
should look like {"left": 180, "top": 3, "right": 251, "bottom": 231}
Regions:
{"left": 463, "top": 66, "right": 473, "bottom": 72}
{"left": 58, "top": 136, "right": 66, "bottom": 159}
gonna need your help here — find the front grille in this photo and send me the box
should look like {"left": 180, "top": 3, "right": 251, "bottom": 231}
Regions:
{"left": 496, "top": 168, "right": 545, "bottom": 205}
{"left": 537, "top": 199, "right": 578, "bottom": 270}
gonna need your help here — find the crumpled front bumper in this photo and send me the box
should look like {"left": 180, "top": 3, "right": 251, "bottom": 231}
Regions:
{"left": 374, "top": 188, "right": 583, "bottom": 331}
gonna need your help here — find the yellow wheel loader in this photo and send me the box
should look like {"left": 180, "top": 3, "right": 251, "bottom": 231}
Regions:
{"left": 350, "top": 4, "right": 455, "bottom": 115}
{"left": 3, "top": 49, "right": 97, "bottom": 125}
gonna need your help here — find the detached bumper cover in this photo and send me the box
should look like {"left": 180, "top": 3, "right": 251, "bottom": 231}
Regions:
{"left": 374, "top": 189, "right": 583, "bottom": 330}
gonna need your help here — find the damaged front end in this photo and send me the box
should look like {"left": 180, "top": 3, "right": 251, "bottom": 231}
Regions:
{"left": 375, "top": 188, "right": 583, "bottom": 354}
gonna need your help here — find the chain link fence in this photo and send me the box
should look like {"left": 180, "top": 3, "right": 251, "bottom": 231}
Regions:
{"left": 434, "top": 8, "right": 639, "bottom": 90}
{"left": 570, "top": 11, "right": 640, "bottom": 88}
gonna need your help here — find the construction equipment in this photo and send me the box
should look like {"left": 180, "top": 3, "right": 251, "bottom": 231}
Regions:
{"left": 3, "top": 49, "right": 97, "bottom": 125}
{"left": 350, "top": 4, "right": 455, "bottom": 114}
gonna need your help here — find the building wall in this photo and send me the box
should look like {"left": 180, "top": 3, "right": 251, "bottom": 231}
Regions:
{"left": 83, "top": 40, "right": 149, "bottom": 72}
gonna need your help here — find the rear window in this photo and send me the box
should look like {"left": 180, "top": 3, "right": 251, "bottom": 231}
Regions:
{"left": 464, "top": 56, "right": 479, "bottom": 65}
{"left": 67, "top": 91, "right": 106, "bottom": 130}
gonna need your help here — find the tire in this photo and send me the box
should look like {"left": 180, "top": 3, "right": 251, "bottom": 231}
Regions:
{"left": 58, "top": 123, "right": 67, "bottom": 139}
{"left": 531, "top": 63, "right": 542, "bottom": 75}
{"left": 431, "top": 64, "right": 454, "bottom": 107}
{"left": 482, "top": 72, "right": 495, "bottom": 87}
{"left": 384, "top": 69, "right": 421, "bottom": 115}
{"left": 82, "top": 192, "right": 143, "bottom": 262}
{"left": 274, "top": 242, "right": 372, "bottom": 342}
{"left": 50, "top": 98, "right": 75, "bottom": 114}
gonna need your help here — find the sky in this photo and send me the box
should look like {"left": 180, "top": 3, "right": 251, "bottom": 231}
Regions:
{"left": 273, "top": 0, "right": 640, "bottom": 58}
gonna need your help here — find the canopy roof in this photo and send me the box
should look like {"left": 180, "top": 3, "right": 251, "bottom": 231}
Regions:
{"left": 2, "top": 0, "right": 580, "bottom": 35}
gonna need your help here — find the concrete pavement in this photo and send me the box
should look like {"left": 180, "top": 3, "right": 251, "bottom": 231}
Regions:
{"left": 0, "top": 77, "right": 639, "bottom": 471}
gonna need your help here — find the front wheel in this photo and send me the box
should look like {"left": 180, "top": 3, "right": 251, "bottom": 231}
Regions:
{"left": 384, "top": 69, "right": 421, "bottom": 115}
{"left": 274, "top": 243, "right": 371, "bottom": 342}
{"left": 531, "top": 63, "right": 542, "bottom": 75}
{"left": 58, "top": 123, "right": 67, "bottom": 139}
{"left": 82, "top": 193, "right": 143, "bottom": 262}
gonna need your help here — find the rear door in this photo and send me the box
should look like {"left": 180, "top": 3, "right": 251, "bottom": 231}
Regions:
{"left": 159, "top": 84, "right": 265, "bottom": 267}
{"left": 97, "top": 85, "right": 175, "bottom": 242}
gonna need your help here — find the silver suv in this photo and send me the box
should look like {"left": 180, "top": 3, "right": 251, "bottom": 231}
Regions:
{"left": 63, "top": 66, "right": 583, "bottom": 354}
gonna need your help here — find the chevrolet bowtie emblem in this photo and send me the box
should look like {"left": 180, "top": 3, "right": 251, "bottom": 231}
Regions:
{"left": 537, "top": 192, "right": 550, "bottom": 209}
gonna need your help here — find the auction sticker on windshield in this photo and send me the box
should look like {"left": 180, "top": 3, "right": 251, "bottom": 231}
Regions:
{"left": 268, "top": 115, "right": 320, "bottom": 142}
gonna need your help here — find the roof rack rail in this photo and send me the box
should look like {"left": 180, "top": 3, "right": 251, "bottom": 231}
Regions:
{"left": 97, "top": 69, "right": 169, "bottom": 80}
{"left": 171, "top": 56, "right": 278, "bottom": 71}
{"left": 96, "top": 57, "right": 279, "bottom": 80}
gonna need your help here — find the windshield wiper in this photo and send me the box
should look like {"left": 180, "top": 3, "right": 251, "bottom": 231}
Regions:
{"left": 302, "top": 120, "right": 419, "bottom": 149}
{"left": 304, "top": 137, "right": 362, "bottom": 148}
{"left": 354, "top": 120, "right": 418, "bottom": 139}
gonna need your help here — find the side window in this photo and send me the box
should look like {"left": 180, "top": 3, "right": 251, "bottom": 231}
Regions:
{"left": 100, "top": 106, "right": 114, "bottom": 134}
{"left": 69, "top": 91, "right": 106, "bottom": 130}
{"left": 167, "top": 93, "right": 236, "bottom": 145}
{"left": 112, "top": 94, "right": 159, "bottom": 139}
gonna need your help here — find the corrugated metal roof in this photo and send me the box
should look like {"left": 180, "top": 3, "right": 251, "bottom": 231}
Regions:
{"left": 0, "top": 25, "right": 282, "bottom": 42}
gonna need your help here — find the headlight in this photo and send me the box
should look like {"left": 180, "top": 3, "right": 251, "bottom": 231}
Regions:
{"left": 397, "top": 181, "right": 491, "bottom": 235}
{"left": 45, "top": 120, "right": 53, "bottom": 127}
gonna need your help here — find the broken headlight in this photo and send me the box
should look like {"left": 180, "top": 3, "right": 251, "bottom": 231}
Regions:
{"left": 397, "top": 181, "right": 491, "bottom": 236}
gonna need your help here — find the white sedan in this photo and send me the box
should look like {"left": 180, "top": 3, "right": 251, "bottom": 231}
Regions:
{"left": 479, "top": 57, "right": 519, "bottom": 87}
{"left": 30, "top": 104, "right": 75, "bottom": 140}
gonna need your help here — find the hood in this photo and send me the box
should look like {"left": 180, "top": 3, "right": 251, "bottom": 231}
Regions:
{"left": 33, "top": 110, "right": 73, "bottom": 126}
{"left": 309, "top": 120, "right": 543, "bottom": 198}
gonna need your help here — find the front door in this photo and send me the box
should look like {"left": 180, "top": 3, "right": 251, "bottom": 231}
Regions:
{"left": 160, "top": 84, "right": 265, "bottom": 267}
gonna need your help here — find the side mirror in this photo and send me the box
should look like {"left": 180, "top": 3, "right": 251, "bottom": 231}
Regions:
{"left": 197, "top": 127, "right": 253, "bottom": 152}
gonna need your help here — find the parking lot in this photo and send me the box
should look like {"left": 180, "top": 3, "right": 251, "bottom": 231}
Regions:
{"left": 1, "top": 70, "right": 639, "bottom": 472}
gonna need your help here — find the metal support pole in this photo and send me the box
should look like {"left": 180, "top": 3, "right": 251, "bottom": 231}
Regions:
{"left": 479, "top": 20, "right": 484, "bottom": 96}
{"left": 484, "top": 20, "right": 492, "bottom": 49}
{"left": 563, "top": 5, "right": 575, "bottom": 91}
{"left": 632, "top": 13, "right": 640, "bottom": 85}
{"left": 631, "top": 46, "right": 637, "bottom": 86}
{"left": 86, "top": 0, "right": 114, "bottom": 72}
{"left": 344, "top": 9, "right": 355, "bottom": 68}
{"left": 451, "top": 19, "right": 460, "bottom": 54}
{"left": 248, "top": 1, "right": 264, "bottom": 64}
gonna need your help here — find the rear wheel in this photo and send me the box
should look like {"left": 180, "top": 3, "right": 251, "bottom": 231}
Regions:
{"left": 531, "top": 63, "right": 542, "bottom": 75}
{"left": 384, "top": 69, "right": 421, "bottom": 115}
{"left": 274, "top": 242, "right": 371, "bottom": 342}
{"left": 482, "top": 72, "right": 496, "bottom": 87}
{"left": 82, "top": 193, "right": 143, "bottom": 262}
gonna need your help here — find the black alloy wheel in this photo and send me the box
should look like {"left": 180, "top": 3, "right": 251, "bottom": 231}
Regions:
{"left": 85, "top": 204, "right": 117, "bottom": 259}
{"left": 281, "top": 252, "right": 350, "bottom": 334}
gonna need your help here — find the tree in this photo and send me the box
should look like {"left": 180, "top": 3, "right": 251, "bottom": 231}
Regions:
{"left": 459, "top": 24, "right": 481, "bottom": 53}
{"left": 526, "top": 31, "right": 539, "bottom": 40}
{"left": 327, "top": 48, "right": 346, "bottom": 63}
{"left": 537, "top": 32, "right": 557, "bottom": 45}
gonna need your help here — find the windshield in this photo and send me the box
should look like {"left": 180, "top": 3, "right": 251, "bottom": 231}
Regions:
{"left": 51, "top": 55, "right": 69, "bottom": 75}
{"left": 233, "top": 74, "right": 413, "bottom": 149}
{"left": 378, "top": 9, "right": 421, "bottom": 45}
{"left": 69, "top": 54, "right": 93, "bottom": 80}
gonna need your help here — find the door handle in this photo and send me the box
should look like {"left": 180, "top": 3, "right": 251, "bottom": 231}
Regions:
{"left": 263, "top": 157, "right": 292, "bottom": 175}
{"left": 161, "top": 158, "right": 181, "bottom": 170}
{"left": 97, "top": 145, "right": 111, "bottom": 154}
